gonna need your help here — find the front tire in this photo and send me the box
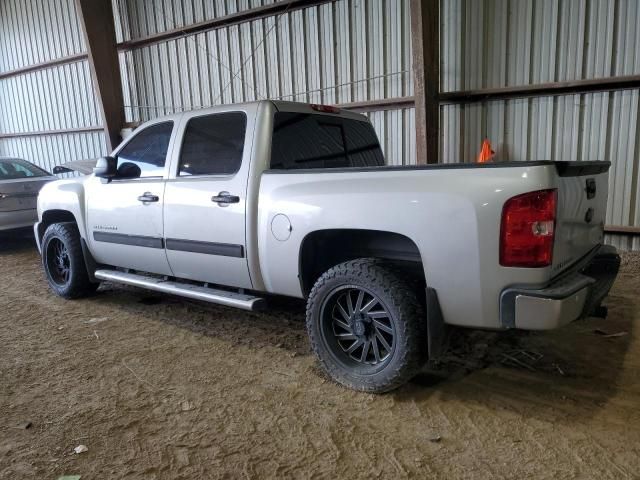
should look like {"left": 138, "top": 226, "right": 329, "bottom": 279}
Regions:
{"left": 42, "top": 222, "right": 99, "bottom": 299}
{"left": 306, "top": 259, "right": 427, "bottom": 393}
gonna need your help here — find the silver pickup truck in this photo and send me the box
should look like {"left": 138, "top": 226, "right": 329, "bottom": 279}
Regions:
{"left": 35, "top": 101, "right": 620, "bottom": 392}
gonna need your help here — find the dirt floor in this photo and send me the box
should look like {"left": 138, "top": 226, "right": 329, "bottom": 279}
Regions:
{"left": 1, "top": 231, "right": 639, "bottom": 479}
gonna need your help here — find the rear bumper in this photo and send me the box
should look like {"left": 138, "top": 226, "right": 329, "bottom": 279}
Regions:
{"left": 0, "top": 209, "right": 38, "bottom": 232}
{"left": 500, "top": 245, "right": 620, "bottom": 330}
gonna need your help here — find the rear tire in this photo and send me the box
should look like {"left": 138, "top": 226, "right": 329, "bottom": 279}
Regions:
{"left": 42, "top": 222, "right": 99, "bottom": 299}
{"left": 306, "top": 258, "right": 427, "bottom": 393}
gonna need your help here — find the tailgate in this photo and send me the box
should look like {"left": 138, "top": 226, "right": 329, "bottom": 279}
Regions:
{"left": 552, "top": 161, "right": 610, "bottom": 274}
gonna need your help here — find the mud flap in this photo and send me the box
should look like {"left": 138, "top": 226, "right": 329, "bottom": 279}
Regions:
{"left": 426, "top": 287, "right": 447, "bottom": 359}
{"left": 81, "top": 238, "right": 99, "bottom": 284}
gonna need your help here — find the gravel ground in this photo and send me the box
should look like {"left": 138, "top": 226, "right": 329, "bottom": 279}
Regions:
{"left": 1, "top": 231, "right": 639, "bottom": 479}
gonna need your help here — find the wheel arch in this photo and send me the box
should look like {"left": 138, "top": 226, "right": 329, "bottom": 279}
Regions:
{"left": 37, "top": 209, "right": 79, "bottom": 244}
{"left": 298, "top": 228, "right": 425, "bottom": 297}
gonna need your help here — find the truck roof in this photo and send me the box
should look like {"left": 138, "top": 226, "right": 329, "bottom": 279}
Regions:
{"left": 146, "top": 100, "right": 368, "bottom": 124}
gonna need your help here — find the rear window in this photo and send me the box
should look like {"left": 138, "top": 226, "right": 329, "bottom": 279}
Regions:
{"left": 270, "top": 112, "right": 385, "bottom": 170}
{"left": 0, "top": 158, "right": 50, "bottom": 180}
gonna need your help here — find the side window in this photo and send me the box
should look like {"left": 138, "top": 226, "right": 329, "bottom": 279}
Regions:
{"left": 178, "top": 112, "right": 247, "bottom": 176}
{"left": 11, "top": 162, "right": 35, "bottom": 177}
{"left": 0, "top": 159, "right": 50, "bottom": 179}
{"left": 116, "top": 121, "right": 173, "bottom": 179}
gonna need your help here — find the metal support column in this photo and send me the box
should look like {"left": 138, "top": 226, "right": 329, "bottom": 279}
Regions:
{"left": 75, "top": 0, "right": 125, "bottom": 151}
{"left": 410, "top": 0, "right": 439, "bottom": 164}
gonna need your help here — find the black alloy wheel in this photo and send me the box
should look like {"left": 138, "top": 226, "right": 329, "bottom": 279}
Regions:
{"left": 306, "top": 258, "right": 428, "bottom": 393}
{"left": 42, "top": 222, "right": 99, "bottom": 299}
{"left": 320, "top": 285, "right": 396, "bottom": 370}
{"left": 45, "top": 237, "right": 71, "bottom": 286}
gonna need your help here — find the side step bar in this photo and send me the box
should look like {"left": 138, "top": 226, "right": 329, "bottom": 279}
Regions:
{"left": 94, "top": 269, "right": 266, "bottom": 311}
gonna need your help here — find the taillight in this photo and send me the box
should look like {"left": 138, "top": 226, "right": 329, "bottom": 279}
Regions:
{"left": 500, "top": 189, "right": 557, "bottom": 267}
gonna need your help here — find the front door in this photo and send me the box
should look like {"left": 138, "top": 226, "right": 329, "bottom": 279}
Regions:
{"left": 87, "top": 120, "right": 176, "bottom": 276}
{"left": 163, "top": 110, "right": 253, "bottom": 289}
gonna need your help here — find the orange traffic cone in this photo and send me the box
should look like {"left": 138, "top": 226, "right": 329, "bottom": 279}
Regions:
{"left": 477, "top": 138, "right": 495, "bottom": 163}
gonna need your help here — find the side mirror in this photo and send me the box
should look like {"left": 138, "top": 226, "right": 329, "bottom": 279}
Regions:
{"left": 116, "top": 162, "right": 141, "bottom": 179}
{"left": 93, "top": 156, "right": 117, "bottom": 180}
{"left": 52, "top": 166, "right": 73, "bottom": 174}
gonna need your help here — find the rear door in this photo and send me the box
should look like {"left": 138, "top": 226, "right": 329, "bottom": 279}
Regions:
{"left": 86, "top": 120, "right": 176, "bottom": 276}
{"left": 163, "top": 108, "right": 254, "bottom": 289}
{"left": 553, "top": 162, "right": 610, "bottom": 273}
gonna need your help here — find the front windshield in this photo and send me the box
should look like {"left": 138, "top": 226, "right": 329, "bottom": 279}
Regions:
{"left": 0, "top": 158, "right": 51, "bottom": 180}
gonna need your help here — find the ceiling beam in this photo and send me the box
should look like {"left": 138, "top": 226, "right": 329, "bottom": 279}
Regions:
{"left": 75, "top": 0, "right": 124, "bottom": 152}
{"left": 0, "top": 53, "right": 88, "bottom": 80}
{"left": 337, "top": 96, "right": 416, "bottom": 113}
{"left": 0, "top": 126, "right": 103, "bottom": 139}
{"left": 410, "top": 0, "right": 439, "bottom": 164}
{"left": 604, "top": 225, "right": 640, "bottom": 235}
{"left": 440, "top": 75, "right": 640, "bottom": 104}
{"left": 116, "top": 0, "right": 336, "bottom": 51}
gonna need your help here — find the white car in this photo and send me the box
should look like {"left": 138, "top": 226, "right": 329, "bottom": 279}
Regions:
{"left": 0, "top": 157, "right": 56, "bottom": 232}
{"left": 34, "top": 101, "right": 620, "bottom": 392}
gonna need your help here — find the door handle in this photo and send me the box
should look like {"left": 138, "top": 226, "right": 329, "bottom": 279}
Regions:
{"left": 211, "top": 191, "right": 240, "bottom": 206}
{"left": 585, "top": 178, "right": 596, "bottom": 199}
{"left": 137, "top": 192, "right": 159, "bottom": 203}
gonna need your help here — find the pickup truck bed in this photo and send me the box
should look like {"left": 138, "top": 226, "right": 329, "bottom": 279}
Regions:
{"left": 257, "top": 160, "right": 613, "bottom": 330}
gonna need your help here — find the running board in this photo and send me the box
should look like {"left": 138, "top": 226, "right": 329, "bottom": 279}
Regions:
{"left": 94, "top": 269, "right": 266, "bottom": 311}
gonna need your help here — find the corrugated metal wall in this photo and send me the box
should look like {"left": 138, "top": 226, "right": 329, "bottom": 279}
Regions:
{"left": 0, "top": 0, "right": 107, "bottom": 176}
{"left": 0, "top": 0, "right": 638, "bottom": 248}
{"left": 113, "top": 0, "right": 415, "bottom": 165}
{"left": 0, "top": 0, "right": 85, "bottom": 71}
{"left": 114, "top": 0, "right": 412, "bottom": 108}
{"left": 441, "top": 0, "right": 640, "bottom": 250}
{"left": 0, "top": 61, "right": 101, "bottom": 133}
{"left": 441, "top": 0, "right": 640, "bottom": 162}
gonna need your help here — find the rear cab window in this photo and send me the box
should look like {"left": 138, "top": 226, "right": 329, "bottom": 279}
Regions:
{"left": 270, "top": 112, "right": 385, "bottom": 170}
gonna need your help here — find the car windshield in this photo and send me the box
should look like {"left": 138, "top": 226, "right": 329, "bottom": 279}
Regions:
{"left": 0, "top": 158, "right": 50, "bottom": 180}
